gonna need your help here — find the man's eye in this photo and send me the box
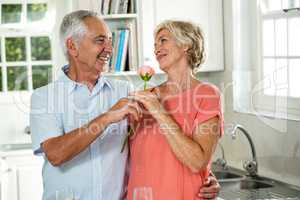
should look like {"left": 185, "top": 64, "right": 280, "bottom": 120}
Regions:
{"left": 95, "top": 39, "right": 105, "bottom": 43}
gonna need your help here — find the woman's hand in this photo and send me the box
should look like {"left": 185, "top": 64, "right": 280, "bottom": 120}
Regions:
{"left": 197, "top": 175, "right": 220, "bottom": 200}
{"left": 129, "top": 90, "right": 166, "bottom": 119}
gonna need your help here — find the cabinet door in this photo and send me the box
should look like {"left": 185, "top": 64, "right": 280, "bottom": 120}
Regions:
{"left": 1, "top": 154, "right": 43, "bottom": 200}
{"left": 16, "top": 163, "right": 43, "bottom": 200}
{"left": 1, "top": 157, "right": 18, "bottom": 200}
{"left": 142, "top": 0, "right": 224, "bottom": 72}
{"left": 139, "top": 0, "right": 159, "bottom": 71}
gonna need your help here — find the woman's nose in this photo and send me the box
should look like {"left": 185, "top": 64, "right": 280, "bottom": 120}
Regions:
{"left": 154, "top": 47, "right": 160, "bottom": 55}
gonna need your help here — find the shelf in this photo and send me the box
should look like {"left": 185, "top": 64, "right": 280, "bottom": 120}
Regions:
{"left": 102, "top": 71, "right": 165, "bottom": 77}
{"left": 102, "top": 69, "right": 221, "bottom": 78}
{"left": 103, "top": 71, "right": 138, "bottom": 76}
{"left": 102, "top": 14, "right": 138, "bottom": 20}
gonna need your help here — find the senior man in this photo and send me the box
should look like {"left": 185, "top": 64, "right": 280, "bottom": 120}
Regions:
{"left": 30, "top": 10, "right": 220, "bottom": 200}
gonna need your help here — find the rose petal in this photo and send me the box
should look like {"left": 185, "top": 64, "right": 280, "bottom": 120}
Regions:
{"left": 138, "top": 65, "right": 155, "bottom": 77}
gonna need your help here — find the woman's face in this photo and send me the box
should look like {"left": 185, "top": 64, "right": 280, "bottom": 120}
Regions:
{"left": 154, "top": 29, "right": 187, "bottom": 72}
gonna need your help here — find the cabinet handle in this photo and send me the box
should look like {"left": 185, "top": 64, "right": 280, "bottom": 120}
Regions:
{"left": 24, "top": 125, "right": 31, "bottom": 135}
{"left": 2, "top": 168, "right": 12, "bottom": 173}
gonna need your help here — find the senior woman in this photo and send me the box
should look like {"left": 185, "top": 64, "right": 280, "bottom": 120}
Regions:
{"left": 127, "top": 20, "right": 223, "bottom": 200}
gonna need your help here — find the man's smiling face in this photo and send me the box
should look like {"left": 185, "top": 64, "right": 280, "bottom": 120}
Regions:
{"left": 75, "top": 16, "right": 113, "bottom": 77}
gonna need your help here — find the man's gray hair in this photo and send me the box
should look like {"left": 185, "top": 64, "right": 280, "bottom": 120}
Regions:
{"left": 59, "top": 10, "right": 100, "bottom": 59}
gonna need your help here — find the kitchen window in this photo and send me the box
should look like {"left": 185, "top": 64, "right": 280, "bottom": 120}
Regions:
{"left": 0, "top": 0, "right": 53, "bottom": 93}
{"left": 254, "top": 0, "right": 300, "bottom": 120}
{"left": 259, "top": 0, "right": 300, "bottom": 98}
{"left": 233, "top": 0, "right": 300, "bottom": 121}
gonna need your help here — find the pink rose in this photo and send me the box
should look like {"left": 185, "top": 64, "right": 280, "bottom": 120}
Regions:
{"left": 138, "top": 65, "right": 155, "bottom": 81}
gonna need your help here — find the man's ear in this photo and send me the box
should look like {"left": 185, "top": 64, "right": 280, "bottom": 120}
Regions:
{"left": 66, "top": 38, "right": 78, "bottom": 58}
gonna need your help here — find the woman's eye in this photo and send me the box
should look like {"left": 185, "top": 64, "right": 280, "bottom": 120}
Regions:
{"left": 160, "top": 38, "right": 168, "bottom": 44}
{"left": 154, "top": 37, "right": 167, "bottom": 47}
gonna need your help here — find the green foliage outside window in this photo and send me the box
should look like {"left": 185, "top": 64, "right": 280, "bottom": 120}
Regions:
{"left": 31, "top": 36, "right": 52, "bottom": 60}
{"left": 1, "top": 3, "right": 52, "bottom": 91}
{"left": 27, "top": 3, "right": 47, "bottom": 22}
{"left": 5, "top": 37, "right": 26, "bottom": 62}
{"left": 1, "top": 4, "right": 22, "bottom": 24}
{"left": 7, "top": 66, "right": 28, "bottom": 91}
{"left": 1, "top": 3, "right": 47, "bottom": 24}
{"left": 32, "top": 65, "right": 52, "bottom": 89}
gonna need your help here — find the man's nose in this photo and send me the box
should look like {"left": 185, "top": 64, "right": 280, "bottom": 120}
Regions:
{"left": 104, "top": 42, "right": 113, "bottom": 54}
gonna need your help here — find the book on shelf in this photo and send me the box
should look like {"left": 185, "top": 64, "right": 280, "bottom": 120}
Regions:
{"left": 114, "top": 30, "right": 125, "bottom": 72}
{"left": 109, "top": 0, "right": 120, "bottom": 14}
{"left": 108, "top": 29, "right": 131, "bottom": 72}
{"left": 127, "top": 0, "right": 135, "bottom": 13}
{"left": 106, "top": 0, "right": 131, "bottom": 14}
{"left": 118, "top": 0, "right": 129, "bottom": 14}
{"left": 126, "top": 21, "right": 138, "bottom": 71}
{"left": 115, "top": 29, "right": 129, "bottom": 72}
{"left": 101, "top": 0, "right": 111, "bottom": 15}
{"left": 108, "top": 31, "right": 116, "bottom": 70}
{"left": 110, "top": 30, "right": 120, "bottom": 72}
{"left": 119, "top": 29, "right": 130, "bottom": 71}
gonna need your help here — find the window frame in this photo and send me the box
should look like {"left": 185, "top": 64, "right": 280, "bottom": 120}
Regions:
{"left": 252, "top": 0, "right": 300, "bottom": 120}
{"left": 0, "top": 0, "right": 54, "bottom": 97}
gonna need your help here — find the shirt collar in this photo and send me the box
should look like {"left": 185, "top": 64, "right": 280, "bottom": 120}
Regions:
{"left": 93, "top": 75, "right": 114, "bottom": 95}
{"left": 58, "top": 65, "right": 113, "bottom": 94}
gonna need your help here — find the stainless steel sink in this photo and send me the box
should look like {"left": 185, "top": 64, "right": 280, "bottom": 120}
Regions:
{"left": 219, "top": 178, "right": 300, "bottom": 200}
{"left": 214, "top": 171, "right": 244, "bottom": 180}
{"left": 213, "top": 166, "right": 300, "bottom": 199}
{"left": 220, "top": 179, "right": 273, "bottom": 190}
{"left": 213, "top": 170, "right": 274, "bottom": 191}
{"left": 239, "top": 179, "right": 273, "bottom": 190}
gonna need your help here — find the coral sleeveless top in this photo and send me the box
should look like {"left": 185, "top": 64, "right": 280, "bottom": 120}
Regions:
{"left": 127, "top": 83, "right": 223, "bottom": 200}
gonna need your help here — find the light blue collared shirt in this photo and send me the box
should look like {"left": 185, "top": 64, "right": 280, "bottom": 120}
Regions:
{"left": 30, "top": 66, "right": 130, "bottom": 200}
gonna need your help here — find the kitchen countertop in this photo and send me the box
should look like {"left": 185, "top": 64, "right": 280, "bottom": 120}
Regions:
{"left": 0, "top": 143, "right": 34, "bottom": 156}
{"left": 214, "top": 166, "right": 300, "bottom": 200}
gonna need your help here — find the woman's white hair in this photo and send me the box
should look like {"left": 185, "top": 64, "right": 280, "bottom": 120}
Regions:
{"left": 59, "top": 10, "right": 100, "bottom": 59}
{"left": 154, "top": 20, "right": 206, "bottom": 70}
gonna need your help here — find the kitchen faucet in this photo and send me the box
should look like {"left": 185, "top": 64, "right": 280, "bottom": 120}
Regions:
{"left": 231, "top": 124, "right": 258, "bottom": 176}
{"left": 214, "top": 143, "right": 228, "bottom": 170}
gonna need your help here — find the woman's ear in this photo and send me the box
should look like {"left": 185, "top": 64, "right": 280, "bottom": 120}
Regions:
{"left": 182, "top": 44, "right": 189, "bottom": 53}
{"left": 66, "top": 38, "right": 79, "bottom": 58}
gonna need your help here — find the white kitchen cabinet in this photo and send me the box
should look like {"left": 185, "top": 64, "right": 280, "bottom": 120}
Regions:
{"left": 141, "top": 0, "right": 224, "bottom": 72}
{"left": 0, "top": 150, "right": 43, "bottom": 200}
